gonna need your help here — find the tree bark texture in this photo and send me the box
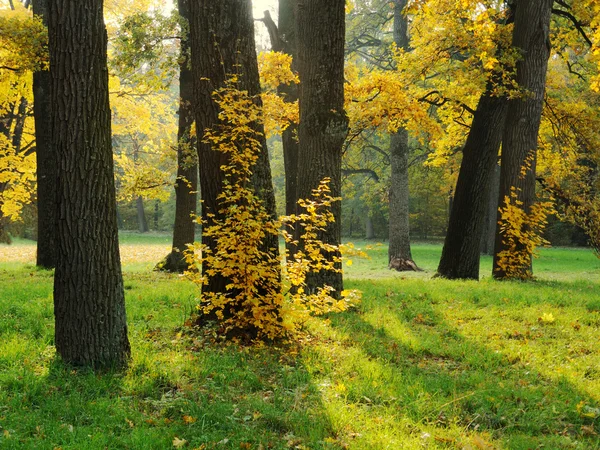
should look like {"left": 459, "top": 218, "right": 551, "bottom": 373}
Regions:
{"left": 188, "top": 0, "right": 279, "bottom": 295}
{"left": 387, "top": 0, "right": 414, "bottom": 267}
{"left": 493, "top": 0, "right": 553, "bottom": 279}
{"left": 159, "top": 0, "right": 198, "bottom": 273}
{"left": 277, "top": 0, "right": 299, "bottom": 218}
{"left": 33, "top": 0, "right": 56, "bottom": 269}
{"left": 49, "top": 0, "right": 130, "bottom": 368}
{"left": 436, "top": 92, "right": 507, "bottom": 279}
{"left": 296, "top": 0, "right": 348, "bottom": 295}
{"left": 480, "top": 163, "right": 500, "bottom": 255}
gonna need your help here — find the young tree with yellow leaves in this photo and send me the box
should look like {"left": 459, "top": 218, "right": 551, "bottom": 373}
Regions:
{"left": 188, "top": 1, "right": 280, "bottom": 302}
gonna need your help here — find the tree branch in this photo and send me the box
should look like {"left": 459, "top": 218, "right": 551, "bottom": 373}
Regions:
{"left": 552, "top": 8, "right": 592, "bottom": 47}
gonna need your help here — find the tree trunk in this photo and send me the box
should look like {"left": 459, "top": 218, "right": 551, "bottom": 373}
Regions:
{"left": 188, "top": 0, "right": 280, "bottom": 295}
{"left": 388, "top": 0, "right": 416, "bottom": 268}
{"left": 279, "top": 0, "right": 300, "bottom": 257}
{"left": 261, "top": 1, "right": 299, "bottom": 258}
{"left": 436, "top": 92, "right": 508, "bottom": 279}
{"left": 49, "top": 0, "right": 130, "bottom": 368}
{"left": 295, "top": 0, "right": 348, "bottom": 296}
{"left": 388, "top": 129, "right": 413, "bottom": 262}
{"left": 480, "top": 163, "right": 500, "bottom": 255}
{"left": 158, "top": 0, "right": 198, "bottom": 273}
{"left": 365, "top": 215, "right": 374, "bottom": 240}
{"left": 136, "top": 196, "right": 149, "bottom": 233}
{"left": 11, "top": 97, "right": 27, "bottom": 153}
{"left": 493, "top": 0, "right": 553, "bottom": 279}
{"left": 33, "top": 0, "right": 56, "bottom": 269}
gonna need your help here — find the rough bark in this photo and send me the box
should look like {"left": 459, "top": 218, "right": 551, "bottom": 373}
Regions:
{"left": 296, "top": 0, "right": 348, "bottom": 295}
{"left": 436, "top": 92, "right": 508, "bottom": 279}
{"left": 159, "top": 0, "right": 198, "bottom": 273}
{"left": 33, "top": 0, "right": 56, "bottom": 269}
{"left": 480, "top": 163, "right": 500, "bottom": 255}
{"left": 49, "top": 0, "right": 130, "bottom": 368}
{"left": 387, "top": 0, "right": 415, "bottom": 268}
{"left": 493, "top": 0, "right": 553, "bottom": 279}
{"left": 277, "top": 0, "right": 300, "bottom": 223}
{"left": 188, "top": 0, "right": 279, "bottom": 296}
{"left": 262, "top": 2, "right": 299, "bottom": 258}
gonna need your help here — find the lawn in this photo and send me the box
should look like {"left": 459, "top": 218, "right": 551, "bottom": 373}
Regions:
{"left": 1, "top": 234, "right": 599, "bottom": 449}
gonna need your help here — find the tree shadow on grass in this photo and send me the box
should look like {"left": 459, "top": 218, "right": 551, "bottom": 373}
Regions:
{"left": 0, "top": 333, "right": 338, "bottom": 449}
{"left": 319, "top": 280, "right": 600, "bottom": 448}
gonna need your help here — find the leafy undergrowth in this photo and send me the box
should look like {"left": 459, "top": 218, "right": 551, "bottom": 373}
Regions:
{"left": 0, "top": 239, "right": 599, "bottom": 449}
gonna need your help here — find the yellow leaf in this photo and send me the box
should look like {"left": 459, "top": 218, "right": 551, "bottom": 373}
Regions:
{"left": 173, "top": 437, "right": 187, "bottom": 448}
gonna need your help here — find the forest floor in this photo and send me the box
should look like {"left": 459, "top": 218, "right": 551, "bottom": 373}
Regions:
{"left": 1, "top": 234, "right": 600, "bottom": 449}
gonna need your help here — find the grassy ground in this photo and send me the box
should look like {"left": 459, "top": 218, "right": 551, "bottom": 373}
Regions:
{"left": 1, "top": 234, "right": 599, "bottom": 449}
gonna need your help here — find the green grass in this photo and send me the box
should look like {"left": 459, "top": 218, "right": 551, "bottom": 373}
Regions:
{"left": 1, "top": 238, "right": 599, "bottom": 448}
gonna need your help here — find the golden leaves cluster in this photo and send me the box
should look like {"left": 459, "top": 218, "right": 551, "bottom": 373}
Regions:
{"left": 185, "top": 79, "right": 358, "bottom": 341}
{"left": 496, "top": 187, "right": 555, "bottom": 280}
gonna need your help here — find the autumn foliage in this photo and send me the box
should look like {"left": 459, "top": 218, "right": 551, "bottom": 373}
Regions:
{"left": 185, "top": 79, "right": 358, "bottom": 341}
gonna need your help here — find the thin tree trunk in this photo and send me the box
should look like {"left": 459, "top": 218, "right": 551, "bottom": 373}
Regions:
{"left": 388, "top": 129, "right": 413, "bottom": 262}
{"left": 49, "top": 0, "right": 130, "bottom": 368}
{"left": 262, "top": 1, "right": 299, "bottom": 258}
{"left": 296, "top": 0, "right": 348, "bottom": 295}
{"left": 33, "top": 0, "right": 56, "bottom": 269}
{"left": 365, "top": 215, "right": 374, "bottom": 240}
{"left": 159, "top": 0, "right": 198, "bottom": 273}
{"left": 189, "top": 0, "right": 280, "bottom": 296}
{"left": 11, "top": 97, "right": 27, "bottom": 153}
{"left": 388, "top": 0, "right": 416, "bottom": 269}
{"left": 277, "top": 0, "right": 300, "bottom": 222}
{"left": 136, "top": 196, "right": 149, "bottom": 233}
{"left": 493, "top": 0, "right": 553, "bottom": 279}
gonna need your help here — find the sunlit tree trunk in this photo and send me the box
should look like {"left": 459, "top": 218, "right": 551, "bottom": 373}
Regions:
{"left": 296, "top": 0, "right": 348, "bottom": 295}
{"left": 493, "top": 0, "right": 553, "bottom": 279}
{"left": 49, "top": 0, "right": 130, "bottom": 368}
{"left": 387, "top": 0, "right": 417, "bottom": 270}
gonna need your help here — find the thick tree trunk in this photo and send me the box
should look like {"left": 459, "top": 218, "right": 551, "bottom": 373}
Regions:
{"left": 33, "top": 0, "right": 56, "bottom": 269}
{"left": 189, "top": 0, "right": 280, "bottom": 295}
{"left": 136, "top": 196, "right": 149, "bottom": 233}
{"left": 159, "top": 0, "right": 198, "bottom": 273}
{"left": 49, "top": 0, "right": 130, "bottom": 368}
{"left": 493, "top": 0, "right": 553, "bottom": 279}
{"left": 436, "top": 92, "right": 508, "bottom": 279}
{"left": 388, "top": 0, "right": 415, "bottom": 269}
{"left": 480, "top": 163, "right": 500, "bottom": 255}
{"left": 296, "top": 0, "right": 348, "bottom": 295}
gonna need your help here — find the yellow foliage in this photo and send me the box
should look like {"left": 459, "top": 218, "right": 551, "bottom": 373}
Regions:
{"left": 495, "top": 188, "right": 555, "bottom": 280}
{"left": 185, "top": 79, "right": 359, "bottom": 341}
{"left": 257, "top": 51, "right": 299, "bottom": 138}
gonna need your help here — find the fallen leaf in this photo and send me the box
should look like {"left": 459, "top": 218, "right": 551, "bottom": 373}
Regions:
{"left": 173, "top": 437, "right": 187, "bottom": 448}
